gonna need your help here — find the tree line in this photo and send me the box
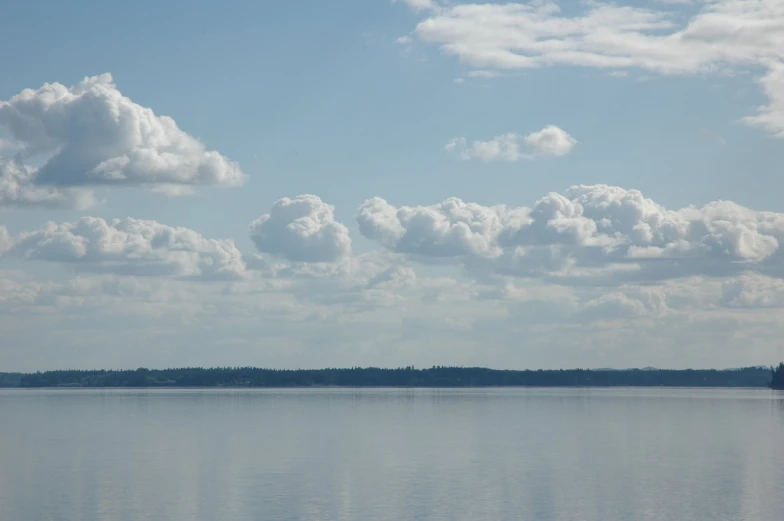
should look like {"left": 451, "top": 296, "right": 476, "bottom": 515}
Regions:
{"left": 770, "top": 363, "right": 784, "bottom": 389}
{"left": 0, "top": 365, "right": 780, "bottom": 388}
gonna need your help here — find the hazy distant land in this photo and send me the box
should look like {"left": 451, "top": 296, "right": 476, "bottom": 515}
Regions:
{"left": 1, "top": 365, "right": 782, "bottom": 388}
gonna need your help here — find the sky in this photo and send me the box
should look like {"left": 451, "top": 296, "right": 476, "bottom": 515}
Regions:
{"left": 2, "top": 0, "right": 784, "bottom": 371}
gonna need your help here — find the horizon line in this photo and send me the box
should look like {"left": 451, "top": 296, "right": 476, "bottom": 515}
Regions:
{"left": 2, "top": 365, "right": 775, "bottom": 374}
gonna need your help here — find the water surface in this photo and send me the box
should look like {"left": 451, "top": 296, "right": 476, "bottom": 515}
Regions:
{"left": 2, "top": 387, "right": 784, "bottom": 521}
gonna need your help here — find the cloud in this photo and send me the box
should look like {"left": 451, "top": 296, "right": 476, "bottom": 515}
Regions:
{"left": 406, "top": 0, "right": 784, "bottom": 135}
{"left": 579, "top": 292, "right": 655, "bottom": 321}
{"left": 358, "top": 184, "right": 784, "bottom": 283}
{"left": 0, "top": 273, "right": 163, "bottom": 312}
{"left": 0, "top": 270, "right": 231, "bottom": 322}
{"left": 10, "top": 217, "right": 246, "bottom": 280}
{"left": 393, "top": 0, "right": 438, "bottom": 13}
{"left": 446, "top": 125, "right": 576, "bottom": 161}
{"left": 250, "top": 195, "right": 351, "bottom": 262}
{"left": 742, "top": 60, "right": 784, "bottom": 137}
{"left": 395, "top": 35, "right": 415, "bottom": 55}
{"left": 0, "top": 226, "right": 10, "bottom": 254}
{"left": 575, "top": 284, "right": 670, "bottom": 322}
{"left": 0, "top": 276, "right": 44, "bottom": 311}
{"left": 523, "top": 125, "right": 578, "bottom": 156}
{"left": 227, "top": 249, "right": 421, "bottom": 317}
{"left": 358, "top": 196, "right": 507, "bottom": 258}
{"left": 720, "top": 274, "right": 784, "bottom": 308}
{"left": 4, "top": 254, "right": 784, "bottom": 370}
{"left": 446, "top": 135, "right": 525, "bottom": 162}
{"left": 411, "top": 0, "right": 782, "bottom": 73}
{"left": 699, "top": 129, "right": 727, "bottom": 146}
{"left": 0, "top": 157, "right": 97, "bottom": 209}
{"left": 467, "top": 70, "right": 503, "bottom": 78}
{"left": 0, "top": 138, "right": 22, "bottom": 152}
{"left": 0, "top": 73, "right": 246, "bottom": 208}
{"left": 366, "top": 263, "right": 417, "bottom": 290}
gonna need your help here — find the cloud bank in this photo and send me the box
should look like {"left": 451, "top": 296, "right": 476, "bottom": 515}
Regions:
{"left": 5, "top": 185, "right": 784, "bottom": 288}
{"left": 358, "top": 184, "right": 784, "bottom": 283}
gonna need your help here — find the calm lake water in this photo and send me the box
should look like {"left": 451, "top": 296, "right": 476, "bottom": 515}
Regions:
{"left": 2, "top": 387, "right": 784, "bottom": 521}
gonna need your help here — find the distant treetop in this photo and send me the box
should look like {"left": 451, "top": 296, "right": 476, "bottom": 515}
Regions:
{"left": 770, "top": 363, "right": 784, "bottom": 390}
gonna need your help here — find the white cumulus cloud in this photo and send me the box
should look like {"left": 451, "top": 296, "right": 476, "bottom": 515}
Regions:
{"left": 357, "top": 196, "right": 508, "bottom": 257}
{"left": 0, "top": 73, "right": 246, "bottom": 208}
{"left": 250, "top": 195, "right": 351, "bottom": 262}
{"left": 10, "top": 217, "right": 247, "bottom": 280}
{"left": 446, "top": 125, "right": 576, "bottom": 161}
{"left": 524, "top": 125, "right": 578, "bottom": 156}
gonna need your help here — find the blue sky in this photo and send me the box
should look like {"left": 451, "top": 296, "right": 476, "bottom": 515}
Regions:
{"left": 2, "top": 0, "right": 784, "bottom": 371}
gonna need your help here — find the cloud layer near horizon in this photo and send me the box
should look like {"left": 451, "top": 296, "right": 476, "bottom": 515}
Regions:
{"left": 0, "top": 73, "right": 246, "bottom": 208}
{"left": 3, "top": 196, "right": 784, "bottom": 371}
{"left": 4, "top": 183, "right": 782, "bottom": 286}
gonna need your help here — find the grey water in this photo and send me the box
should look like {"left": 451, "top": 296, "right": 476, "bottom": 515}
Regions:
{"left": 2, "top": 388, "right": 784, "bottom": 521}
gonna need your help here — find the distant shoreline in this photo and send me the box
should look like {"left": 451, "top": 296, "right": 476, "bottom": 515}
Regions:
{"left": 2, "top": 384, "right": 780, "bottom": 390}
{"left": 0, "top": 366, "right": 775, "bottom": 389}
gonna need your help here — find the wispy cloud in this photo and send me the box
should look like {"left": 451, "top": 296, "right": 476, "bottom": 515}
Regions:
{"left": 700, "top": 129, "right": 727, "bottom": 146}
{"left": 467, "top": 70, "right": 503, "bottom": 79}
{"left": 403, "top": 0, "right": 784, "bottom": 136}
{"left": 393, "top": 0, "right": 438, "bottom": 13}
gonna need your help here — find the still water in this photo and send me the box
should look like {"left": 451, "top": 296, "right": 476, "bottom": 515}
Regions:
{"left": 2, "top": 387, "right": 784, "bottom": 521}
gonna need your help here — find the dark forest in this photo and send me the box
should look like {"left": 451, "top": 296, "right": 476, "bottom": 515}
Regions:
{"left": 1, "top": 365, "right": 781, "bottom": 388}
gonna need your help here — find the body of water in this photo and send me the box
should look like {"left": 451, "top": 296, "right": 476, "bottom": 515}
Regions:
{"left": 2, "top": 387, "right": 784, "bottom": 520}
